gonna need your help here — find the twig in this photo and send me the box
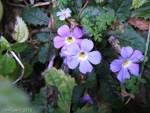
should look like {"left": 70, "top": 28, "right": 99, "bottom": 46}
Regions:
{"left": 140, "top": 23, "right": 150, "bottom": 77}
{"left": 33, "top": 2, "right": 50, "bottom": 7}
{"left": 10, "top": 51, "right": 24, "bottom": 84}
{"left": 7, "top": 0, "right": 25, "bottom": 7}
{"left": 78, "top": 1, "right": 89, "bottom": 16}
{"left": 102, "top": 27, "right": 111, "bottom": 39}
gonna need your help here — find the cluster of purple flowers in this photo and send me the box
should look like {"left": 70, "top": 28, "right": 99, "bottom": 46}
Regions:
{"left": 54, "top": 25, "right": 102, "bottom": 74}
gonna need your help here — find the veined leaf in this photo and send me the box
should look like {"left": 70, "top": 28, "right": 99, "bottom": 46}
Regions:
{"left": 0, "top": 53, "right": 16, "bottom": 76}
{"left": 109, "top": 26, "right": 146, "bottom": 52}
{"left": 21, "top": 6, "right": 49, "bottom": 26}
{"left": 43, "top": 67, "right": 76, "bottom": 113}
{"left": 0, "top": 36, "right": 12, "bottom": 51}
{"left": 12, "top": 42, "right": 28, "bottom": 53}
{"left": 131, "top": 0, "right": 146, "bottom": 9}
{"left": 108, "top": 0, "right": 132, "bottom": 22}
{"left": 12, "top": 17, "right": 29, "bottom": 43}
{"left": 131, "top": 1, "right": 150, "bottom": 19}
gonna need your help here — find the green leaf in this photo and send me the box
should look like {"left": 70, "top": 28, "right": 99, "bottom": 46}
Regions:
{"left": 131, "top": 1, "right": 150, "bottom": 19}
{"left": 33, "top": 87, "right": 58, "bottom": 113}
{"left": 108, "top": 26, "right": 146, "bottom": 52}
{"left": 0, "top": 36, "right": 12, "bottom": 51}
{"left": 75, "top": 106, "right": 94, "bottom": 113}
{"left": 0, "top": 0, "right": 3, "bottom": 21}
{"left": 38, "top": 43, "right": 55, "bottom": 63}
{"left": 0, "top": 53, "right": 16, "bottom": 76}
{"left": 21, "top": 6, "right": 49, "bottom": 26}
{"left": 96, "top": 0, "right": 104, "bottom": 3}
{"left": 12, "top": 17, "right": 29, "bottom": 43}
{"left": 0, "top": 79, "right": 38, "bottom": 113}
{"left": 37, "top": 28, "right": 50, "bottom": 42}
{"left": 9, "top": 62, "right": 33, "bottom": 80}
{"left": 131, "top": 0, "right": 146, "bottom": 9}
{"left": 97, "top": 105, "right": 107, "bottom": 113}
{"left": 12, "top": 42, "right": 28, "bottom": 53}
{"left": 108, "top": 0, "right": 132, "bottom": 22}
{"left": 43, "top": 67, "right": 76, "bottom": 113}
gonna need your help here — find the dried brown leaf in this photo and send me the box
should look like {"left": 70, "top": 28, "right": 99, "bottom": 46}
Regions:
{"left": 110, "top": 19, "right": 124, "bottom": 33}
{"left": 128, "top": 17, "right": 149, "bottom": 31}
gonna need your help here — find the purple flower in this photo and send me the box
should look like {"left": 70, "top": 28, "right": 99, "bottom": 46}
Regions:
{"left": 110, "top": 46, "right": 144, "bottom": 83}
{"left": 56, "top": 8, "right": 71, "bottom": 20}
{"left": 77, "top": 95, "right": 93, "bottom": 104}
{"left": 82, "top": 27, "right": 90, "bottom": 36}
{"left": 53, "top": 25, "right": 83, "bottom": 49}
{"left": 67, "top": 39, "right": 101, "bottom": 74}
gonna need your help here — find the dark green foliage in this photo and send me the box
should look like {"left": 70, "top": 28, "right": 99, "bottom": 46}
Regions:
{"left": 21, "top": 6, "right": 49, "bottom": 26}
{"left": 33, "top": 87, "right": 58, "bottom": 113}
{"left": 108, "top": 0, "right": 132, "bottom": 22}
{"left": 9, "top": 62, "right": 33, "bottom": 80}
{"left": 0, "top": 53, "right": 16, "bottom": 76}
{"left": 38, "top": 43, "right": 55, "bottom": 63}
{"left": 131, "top": 1, "right": 150, "bottom": 19}
{"left": 12, "top": 42, "right": 28, "bottom": 53}
{"left": 75, "top": 106, "right": 94, "bottom": 113}
{"left": 109, "top": 25, "right": 146, "bottom": 52}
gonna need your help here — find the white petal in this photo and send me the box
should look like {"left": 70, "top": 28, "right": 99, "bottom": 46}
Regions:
{"left": 59, "top": 15, "right": 65, "bottom": 20}
{"left": 56, "top": 12, "right": 62, "bottom": 16}
{"left": 65, "top": 13, "right": 71, "bottom": 18}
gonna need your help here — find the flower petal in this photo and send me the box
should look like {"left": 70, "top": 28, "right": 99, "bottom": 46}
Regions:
{"left": 53, "top": 36, "right": 65, "bottom": 42}
{"left": 71, "top": 27, "right": 83, "bottom": 39}
{"left": 117, "top": 68, "right": 130, "bottom": 83}
{"left": 59, "top": 15, "right": 66, "bottom": 20}
{"left": 81, "top": 39, "right": 93, "bottom": 52}
{"left": 66, "top": 8, "right": 72, "bottom": 13}
{"left": 110, "top": 59, "right": 123, "bottom": 72}
{"left": 56, "top": 11, "right": 62, "bottom": 16}
{"left": 54, "top": 41, "right": 65, "bottom": 48}
{"left": 130, "top": 50, "right": 144, "bottom": 62}
{"left": 128, "top": 63, "right": 139, "bottom": 76}
{"left": 67, "top": 56, "right": 80, "bottom": 69}
{"left": 57, "top": 25, "right": 70, "bottom": 36}
{"left": 76, "top": 39, "right": 83, "bottom": 47}
{"left": 65, "top": 13, "right": 71, "bottom": 18}
{"left": 67, "top": 42, "right": 80, "bottom": 55}
{"left": 79, "top": 60, "right": 93, "bottom": 74}
{"left": 121, "top": 46, "right": 133, "bottom": 59}
{"left": 87, "top": 51, "right": 101, "bottom": 65}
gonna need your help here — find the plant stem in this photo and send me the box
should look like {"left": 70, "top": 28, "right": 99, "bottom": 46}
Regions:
{"left": 78, "top": 0, "right": 89, "bottom": 16}
{"left": 140, "top": 24, "right": 150, "bottom": 77}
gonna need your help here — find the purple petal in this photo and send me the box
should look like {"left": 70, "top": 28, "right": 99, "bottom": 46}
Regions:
{"left": 128, "top": 63, "right": 139, "bottom": 76}
{"left": 54, "top": 41, "right": 65, "bottom": 48}
{"left": 121, "top": 47, "right": 133, "bottom": 60}
{"left": 87, "top": 51, "right": 101, "bottom": 65}
{"left": 81, "top": 39, "right": 94, "bottom": 52}
{"left": 57, "top": 25, "right": 70, "bottom": 36}
{"left": 110, "top": 59, "right": 123, "bottom": 72}
{"left": 67, "top": 42, "right": 80, "bottom": 55}
{"left": 79, "top": 60, "right": 93, "bottom": 74}
{"left": 67, "top": 56, "right": 80, "bottom": 69}
{"left": 117, "top": 68, "right": 130, "bottom": 83}
{"left": 77, "top": 96, "right": 93, "bottom": 104}
{"left": 53, "top": 36, "right": 65, "bottom": 42}
{"left": 130, "top": 50, "right": 144, "bottom": 62}
{"left": 71, "top": 27, "right": 83, "bottom": 39}
{"left": 76, "top": 39, "right": 83, "bottom": 47}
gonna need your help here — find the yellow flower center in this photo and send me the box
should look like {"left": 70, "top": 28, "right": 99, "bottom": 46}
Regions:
{"left": 79, "top": 52, "right": 87, "bottom": 59}
{"left": 62, "top": 12, "right": 67, "bottom": 15}
{"left": 122, "top": 59, "right": 130, "bottom": 67}
{"left": 66, "top": 36, "right": 74, "bottom": 44}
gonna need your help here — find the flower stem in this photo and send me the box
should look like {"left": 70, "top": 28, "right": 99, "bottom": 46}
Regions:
{"left": 140, "top": 24, "right": 150, "bottom": 77}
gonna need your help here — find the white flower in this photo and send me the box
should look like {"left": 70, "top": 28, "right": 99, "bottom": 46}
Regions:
{"left": 56, "top": 8, "right": 71, "bottom": 20}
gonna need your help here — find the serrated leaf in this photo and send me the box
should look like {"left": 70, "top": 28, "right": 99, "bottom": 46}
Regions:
{"left": 0, "top": 36, "right": 12, "bottom": 51}
{"left": 12, "top": 42, "right": 28, "bottom": 53}
{"left": 43, "top": 67, "right": 76, "bottom": 113}
{"left": 9, "top": 62, "right": 33, "bottom": 80}
{"left": 108, "top": 26, "right": 146, "bottom": 52}
{"left": 0, "top": 53, "right": 16, "bottom": 76}
{"left": 131, "top": 2, "right": 150, "bottom": 19}
{"left": 12, "top": 17, "right": 29, "bottom": 43}
{"left": 38, "top": 43, "right": 55, "bottom": 63}
{"left": 108, "top": 0, "right": 132, "bottom": 22}
{"left": 131, "top": 0, "right": 146, "bottom": 9}
{"left": 21, "top": 6, "right": 49, "bottom": 26}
